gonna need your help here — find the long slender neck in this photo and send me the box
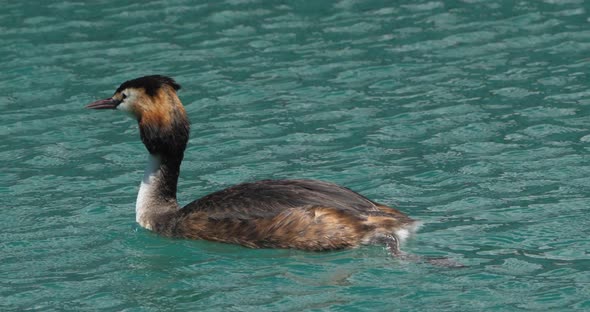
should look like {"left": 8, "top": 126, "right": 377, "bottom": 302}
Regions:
{"left": 132, "top": 86, "right": 190, "bottom": 231}
{"left": 136, "top": 153, "right": 182, "bottom": 230}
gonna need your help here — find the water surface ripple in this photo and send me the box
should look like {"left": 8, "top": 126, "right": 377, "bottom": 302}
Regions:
{"left": 1, "top": 0, "right": 589, "bottom": 311}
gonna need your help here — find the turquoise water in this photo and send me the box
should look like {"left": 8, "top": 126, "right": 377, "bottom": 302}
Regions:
{"left": 2, "top": 0, "right": 590, "bottom": 310}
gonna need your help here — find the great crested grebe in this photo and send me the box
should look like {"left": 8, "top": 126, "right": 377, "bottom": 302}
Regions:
{"left": 87, "top": 75, "right": 421, "bottom": 258}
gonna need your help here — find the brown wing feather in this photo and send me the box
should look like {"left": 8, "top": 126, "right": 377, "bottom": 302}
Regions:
{"left": 159, "top": 179, "right": 416, "bottom": 250}
{"left": 179, "top": 179, "right": 384, "bottom": 220}
{"left": 172, "top": 205, "right": 370, "bottom": 250}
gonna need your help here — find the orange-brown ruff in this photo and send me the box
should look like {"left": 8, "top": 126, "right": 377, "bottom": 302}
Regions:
{"left": 87, "top": 75, "right": 420, "bottom": 256}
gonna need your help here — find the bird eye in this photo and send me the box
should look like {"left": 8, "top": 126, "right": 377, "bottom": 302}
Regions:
{"left": 122, "top": 93, "right": 128, "bottom": 100}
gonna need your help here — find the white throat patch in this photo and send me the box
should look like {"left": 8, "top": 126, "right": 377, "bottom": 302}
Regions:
{"left": 135, "top": 154, "right": 162, "bottom": 229}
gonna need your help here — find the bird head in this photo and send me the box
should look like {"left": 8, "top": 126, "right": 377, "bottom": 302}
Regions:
{"left": 87, "top": 75, "right": 190, "bottom": 157}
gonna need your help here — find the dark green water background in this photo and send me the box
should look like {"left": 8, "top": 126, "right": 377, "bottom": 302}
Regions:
{"left": 2, "top": 0, "right": 589, "bottom": 311}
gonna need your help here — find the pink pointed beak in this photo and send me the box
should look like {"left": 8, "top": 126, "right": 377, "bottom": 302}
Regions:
{"left": 86, "top": 98, "right": 121, "bottom": 110}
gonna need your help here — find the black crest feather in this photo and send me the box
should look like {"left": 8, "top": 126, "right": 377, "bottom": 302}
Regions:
{"left": 116, "top": 75, "right": 181, "bottom": 96}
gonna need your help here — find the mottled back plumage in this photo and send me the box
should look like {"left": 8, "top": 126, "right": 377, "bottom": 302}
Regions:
{"left": 182, "top": 179, "right": 397, "bottom": 220}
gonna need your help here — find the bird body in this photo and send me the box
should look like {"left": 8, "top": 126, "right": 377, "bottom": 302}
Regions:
{"left": 87, "top": 75, "right": 419, "bottom": 255}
